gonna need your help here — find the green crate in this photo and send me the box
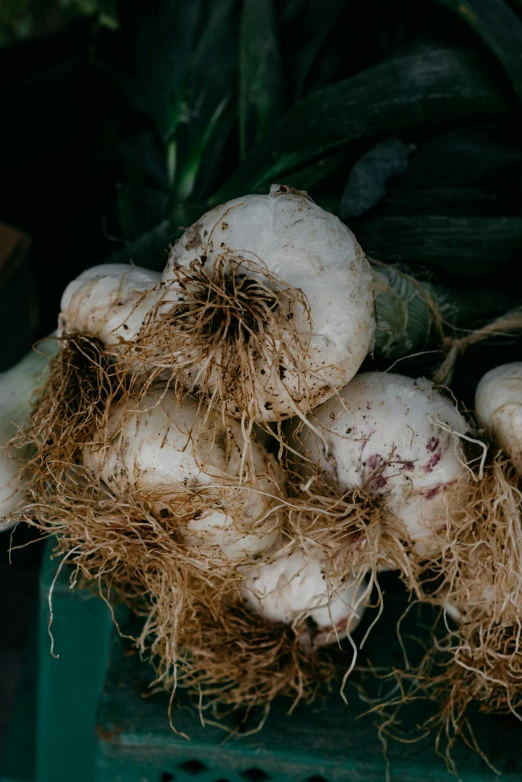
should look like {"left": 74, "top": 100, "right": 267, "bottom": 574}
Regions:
{"left": 94, "top": 593, "right": 522, "bottom": 782}
{"left": 31, "top": 541, "right": 522, "bottom": 782}
{"left": 36, "top": 542, "right": 113, "bottom": 782}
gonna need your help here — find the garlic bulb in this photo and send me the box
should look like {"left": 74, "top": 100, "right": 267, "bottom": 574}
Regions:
{"left": 475, "top": 363, "right": 522, "bottom": 474}
{"left": 286, "top": 372, "right": 470, "bottom": 556}
{"left": 241, "top": 549, "right": 368, "bottom": 646}
{"left": 59, "top": 264, "right": 162, "bottom": 345}
{"left": 83, "top": 388, "right": 283, "bottom": 564}
{"left": 161, "top": 184, "right": 376, "bottom": 421}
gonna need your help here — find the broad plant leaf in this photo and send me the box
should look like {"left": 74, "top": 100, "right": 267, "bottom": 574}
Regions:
{"left": 397, "top": 124, "right": 522, "bottom": 189}
{"left": 434, "top": 0, "right": 522, "bottom": 98}
{"left": 128, "top": 0, "right": 203, "bottom": 141}
{"left": 340, "top": 136, "right": 410, "bottom": 219}
{"left": 121, "top": 0, "right": 238, "bottom": 202}
{"left": 358, "top": 215, "right": 522, "bottom": 276}
{"left": 269, "top": 153, "right": 344, "bottom": 195}
{"left": 173, "top": 0, "right": 239, "bottom": 200}
{"left": 239, "top": 0, "right": 283, "bottom": 159}
{"left": 380, "top": 186, "right": 502, "bottom": 216}
{"left": 211, "top": 47, "right": 509, "bottom": 203}
{"left": 281, "top": 0, "right": 347, "bottom": 99}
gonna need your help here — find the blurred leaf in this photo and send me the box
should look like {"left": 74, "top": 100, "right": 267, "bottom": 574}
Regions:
{"left": 211, "top": 47, "right": 509, "bottom": 203}
{"left": 340, "top": 136, "right": 410, "bottom": 219}
{"left": 190, "top": 102, "right": 237, "bottom": 202}
{"left": 172, "top": 0, "right": 239, "bottom": 200}
{"left": 398, "top": 125, "right": 522, "bottom": 189}
{"left": 118, "top": 131, "right": 169, "bottom": 191}
{"left": 448, "top": 286, "right": 521, "bottom": 327}
{"left": 174, "top": 91, "right": 234, "bottom": 201}
{"left": 380, "top": 186, "right": 502, "bottom": 215}
{"left": 358, "top": 215, "right": 522, "bottom": 276}
{"left": 434, "top": 0, "right": 522, "bottom": 98}
{"left": 239, "top": 0, "right": 283, "bottom": 159}
{"left": 119, "top": 0, "right": 238, "bottom": 202}
{"left": 109, "top": 204, "right": 207, "bottom": 271}
{"left": 129, "top": 0, "right": 203, "bottom": 141}
{"left": 281, "top": 0, "right": 347, "bottom": 98}
{"left": 116, "top": 184, "right": 169, "bottom": 241}
{"left": 108, "top": 220, "right": 170, "bottom": 270}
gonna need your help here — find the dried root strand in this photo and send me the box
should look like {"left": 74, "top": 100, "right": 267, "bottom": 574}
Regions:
{"left": 284, "top": 471, "right": 424, "bottom": 602}
{"left": 121, "top": 254, "right": 313, "bottom": 422}
{"left": 148, "top": 580, "right": 336, "bottom": 717}
{"left": 421, "top": 453, "right": 522, "bottom": 628}
{"left": 370, "top": 453, "right": 522, "bottom": 769}
{"left": 23, "top": 466, "right": 336, "bottom": 718}
{"left": 17, "top": 334, "right": 127, "bottom": 492}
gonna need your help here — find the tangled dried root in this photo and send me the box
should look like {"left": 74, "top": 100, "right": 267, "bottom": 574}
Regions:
{"left": 371, "top": 453, "right": 522, "bottom": 768}
{"left": 17, "top": 334, "right": 126, "bottom": 490}
{"left": 284, "top": 469, "right": 425, "bottom": 601}
{"left": 422, "top": 452, "right": 522, "bottom": 627}
{"left": 22, "top": 466, "right": 338, "bottom": 719}
{"left": 120, "top": 254, "right": 314, "bottom": 423}
{"left": 145, "top": 578, "right": 336, "bottom": 720}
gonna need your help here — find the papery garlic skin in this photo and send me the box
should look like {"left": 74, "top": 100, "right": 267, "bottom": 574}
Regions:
{"left": 475, "top": 362, "right": 522, "bottom": 474}
{"left": 59, "top": 264, "right": 162, "bottom": 345}
{"left": 286, "top": 372, "right": 470, "bottom": 556}
{"left": 241, "top": 549, "right": 367, "bottom": 646}
{"left": 83, "top": 388, "right": 283, "bottom": 564}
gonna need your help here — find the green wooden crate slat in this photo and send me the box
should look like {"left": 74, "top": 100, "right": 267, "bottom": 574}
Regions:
{"left": 36, "top": 543, "right": 113, "bottom": 782}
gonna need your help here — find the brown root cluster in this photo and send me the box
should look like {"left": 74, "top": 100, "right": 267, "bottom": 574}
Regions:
{"left": 16, "top": 333, "right": 127, "bottom": 491}
{"left": 370, "top": 453, "right": 522, "bottom": 763}
{"left": 150, "top": 583, "right": 335, "bottom": 719}
{"left": 120, "top": 254, "right": 313, "bottom": 422}
{"left": 22, "top": 465, "right": 336, "bottom": 717}
{"left": 285, "top": 479, "right": 422, "bottom": 590}
{"left": 420, "top": 455, "right": 522, "bottom": 725}
{"left": 15, "top": 333, "right": 348, "bottom": 718}
{"left": 422, "top": 454, "right": 522, "bottom": 625}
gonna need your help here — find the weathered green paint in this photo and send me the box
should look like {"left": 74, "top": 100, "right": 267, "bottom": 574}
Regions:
{"left": 36, "top": 543, "right": 113, "bottom": 782}
{"left": 95, "top": 594, "right": 522, "bottom": 782}
{"left": 21, "top": 541, "right": 522, "bottom": 782}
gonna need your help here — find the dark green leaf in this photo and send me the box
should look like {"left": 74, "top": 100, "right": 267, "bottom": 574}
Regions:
{"left": 448, "top": 286, "right": 521, "bottom": 328}
{"left": 108, "top": 220, "right": 171, "bottom": 271}
{"left": 281, "top": 0, "right": 347, "bottom": 99}
{"left": 358, "top": 215, "right": 522, "bottom": 276}
{"left": 174, "top": 91, "right": 234, "bottom": 202}
{"left": 380, "top": 186, "right": 502, "bottom": 215}
{"left": 118, "top": 131, "right": 169, "bottom": 191}
{"left": 398, "top": 124, "right": 522, "bottom": 189}
{"left": 340, "top": 136, "right": 410, "bottom": 219}
{"left": 434, "top": 0, "right": 522, "bottom": 98}
{"left": 211, "top": 47, "right": 509, "bottom": 203}
{"left": 190, "top": 103, "right": 237, "bottom": 203}
{"left": 130, "top": 0, "right": 203, "bottom": 140}
{"left": 116, "top": 184, "right": 169, "bottom": 242}
{"left": 173, "top": 0, "right": 239, "bottom": 199}
{"left": 239, "top": 0, "right": 283, "bottom": 159}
